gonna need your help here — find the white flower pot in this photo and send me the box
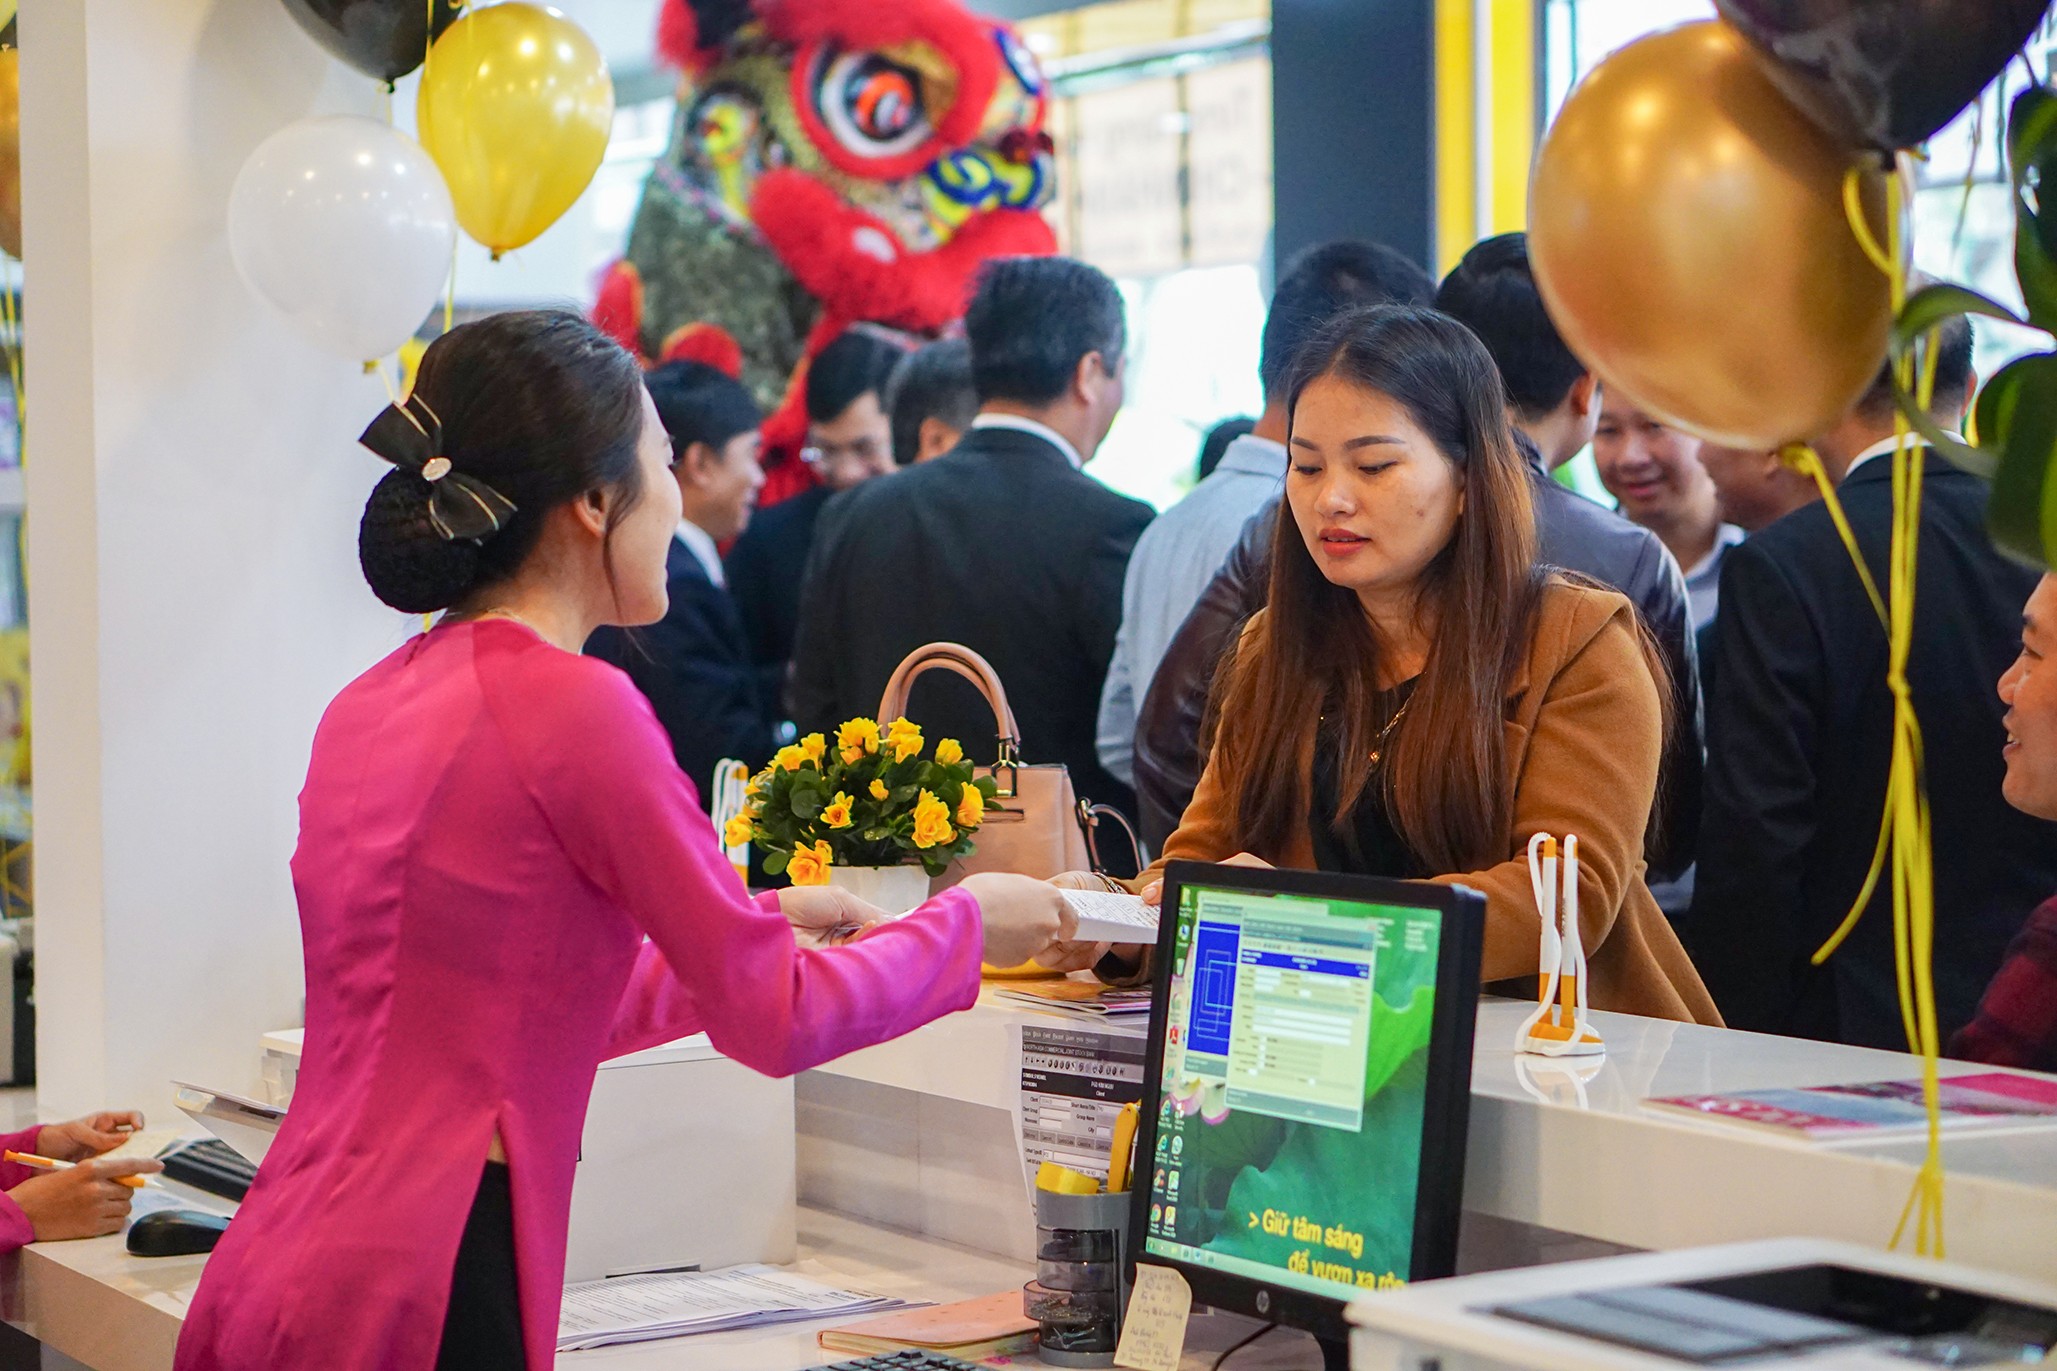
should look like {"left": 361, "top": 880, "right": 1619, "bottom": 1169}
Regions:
{"left": 827, "top": 863, "right": 932, "bottom": 916}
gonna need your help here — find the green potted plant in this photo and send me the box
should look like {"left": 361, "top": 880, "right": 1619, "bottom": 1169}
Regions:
{"left": 725, "top": 715, "right": 1000, "bottom": 913}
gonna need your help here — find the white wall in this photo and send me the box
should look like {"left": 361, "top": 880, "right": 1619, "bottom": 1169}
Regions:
{"left": 22, "top": 0, "right": 422, "bottom": 1117}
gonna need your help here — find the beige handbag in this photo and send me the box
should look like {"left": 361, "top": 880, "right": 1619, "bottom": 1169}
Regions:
{"left": 874, "top": 642, "right": 1138, "bottom": 885}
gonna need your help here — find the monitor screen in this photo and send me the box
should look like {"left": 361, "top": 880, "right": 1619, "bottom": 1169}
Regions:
{"left": 1136, "top": 865, "right": 1476, "bottom": 1313}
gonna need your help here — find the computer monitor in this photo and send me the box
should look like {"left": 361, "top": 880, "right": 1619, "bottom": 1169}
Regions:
{"left": 1126, "top": 860, "right": 1483, "bottom": 1359}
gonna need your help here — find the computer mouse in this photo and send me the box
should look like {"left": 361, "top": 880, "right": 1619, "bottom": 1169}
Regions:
{"left": 126, "top": 1209, "right": 230, "bottom": 1257}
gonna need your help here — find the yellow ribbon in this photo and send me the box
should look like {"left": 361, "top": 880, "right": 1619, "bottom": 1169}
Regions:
{"left": 1813, "top": 162, "right": 1946, "bottom": 1257}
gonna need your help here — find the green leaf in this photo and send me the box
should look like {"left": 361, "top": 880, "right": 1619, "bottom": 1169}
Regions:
{"left": 1983, "top": 353, "right": 2057, "bottom": 566}
{"left": 1978, "top": 355, "right": 2034, "bottom": 455}
{"left": 2013, "top": 197, "right": 2057, "bottom": 335}
{"left": 2007, "top": 87, "right": 2057, "bottom": 186}
{"left": 1892, "top": 380, "right": 1995, "bottom": 479}
{"left": 861, "top": 826, "right": 891, "bottom": 842}
{"left": 762, "top": 849, "right": 791, "bottom": 877}
{"left": 975, "top": 777, "right": 999, "bottom": 799}
{"left": 891, "top": 785, "right": 919, "bottom": 803}
{"left": 2010, "top": 89, "right": 2057, "bottom": 333}
{"left": 1894, "top": 283, "right": 2027, "bottom": 353}
{"left": 791, "top": 790, "right": 825, "bottom": 821}
{"left": 2013, "top": 88, "right": 2057, "bottom": 269}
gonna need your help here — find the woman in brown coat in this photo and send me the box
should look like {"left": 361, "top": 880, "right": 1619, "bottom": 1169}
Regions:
{"left": 1123, "top": 305, "right": 1716, "bottom": 1024}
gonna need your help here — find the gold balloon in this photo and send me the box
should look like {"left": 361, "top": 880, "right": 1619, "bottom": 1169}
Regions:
{"left": 417, "top": 3, "right": 614, "bottom": 258}
{"left": 0, "top": 49, "right": 19, "bottom": 261}
{"left": 1530, "top": 21, "right": 1892, "bottom": 448}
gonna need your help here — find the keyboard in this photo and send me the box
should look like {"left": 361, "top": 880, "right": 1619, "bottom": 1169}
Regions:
{"left": 810, "top": 1352, "right": 988, "bottom": 1371}
{"left": 159, "top": 1138, "right": 259, "bottom": 1202}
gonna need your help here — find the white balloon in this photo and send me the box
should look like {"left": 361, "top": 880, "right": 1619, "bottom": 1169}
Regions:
{"left": 227, "top": 115, "right": 456, "bottom": 363}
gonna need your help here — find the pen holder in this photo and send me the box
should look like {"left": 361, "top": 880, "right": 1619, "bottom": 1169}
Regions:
{"left": 1026, "top": 1188, "right": 1129, "bottom": 1367}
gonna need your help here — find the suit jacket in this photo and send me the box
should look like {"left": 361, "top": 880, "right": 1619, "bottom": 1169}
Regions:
{"left": 790, "top": 425, "right": 1156, "bottom": 818}
{"left": 587, "top": 539, "right": 778, "bottom": 803}
{"left": 1145, "top": 583, "right": 1719, "bottom": 1024}
{"left": 1689, "top": 453, "right": 2057, "bottom": 1048}
{"left": 724, "top": 484, "right": 832, "bottom": 711}
{"left": 1132, "top": 449, "right": 1704, "bottom": 874}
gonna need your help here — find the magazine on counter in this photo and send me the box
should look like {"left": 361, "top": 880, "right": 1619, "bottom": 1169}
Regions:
{"left": 1645, "top": 1071, "right": 2057, "bottom": 1141}
{"left": 990, "top": 980, "right": 1154, "bottom": 1018}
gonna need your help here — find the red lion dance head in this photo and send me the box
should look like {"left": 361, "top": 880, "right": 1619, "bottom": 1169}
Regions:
{"left": 594, "top": 0, "right": 1059, "bottom": 500}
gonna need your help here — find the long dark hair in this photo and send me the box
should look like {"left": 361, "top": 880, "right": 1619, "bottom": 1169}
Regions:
{"left": 358, "top": 309, "right": 648, "bottom": 613}
{"left": 1214, "top": 304, "right": 1544, "bottom": 872}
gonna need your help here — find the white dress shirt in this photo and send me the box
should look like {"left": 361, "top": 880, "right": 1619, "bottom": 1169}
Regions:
{"left": 1841, "top": 435, "right": 1910, "bottom": 480}
{"left": 1096, "top": 433, "right": 1287, "bottom": 783}
{"left": 675, "top": 520, "right": 725, "bottom": 588}
{"left": 970, "top": 412, "right": 1084, "bottom": 469}
{"left": 1682, "top": 522, "right": 1747, "bottom": 633}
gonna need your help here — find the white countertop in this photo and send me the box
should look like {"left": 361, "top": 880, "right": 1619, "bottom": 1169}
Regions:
{"left": 4, "top": 1206, "right": 1327, "bottom": 1370}
{"left": 810, "top": 992, "right": 2057, "bottom": 1283}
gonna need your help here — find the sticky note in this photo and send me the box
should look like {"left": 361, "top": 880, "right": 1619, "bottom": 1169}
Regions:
{"left": 1035, "top": 1161, "right": 1102, "bottom": 1195}
{"left": 1115, "top": 1263, "right": 1191, "bottom": 1371}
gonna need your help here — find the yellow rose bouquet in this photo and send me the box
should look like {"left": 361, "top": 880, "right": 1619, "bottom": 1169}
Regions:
{"left": 726, "top": 716, "right": 1000, "bottom": 885}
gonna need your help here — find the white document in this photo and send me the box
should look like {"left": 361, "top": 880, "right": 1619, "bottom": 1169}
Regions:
{"left": 1011, "top": 1019, "right": 1148, "bottom": 1192}
{"left": 1059, "top": 888, "right": 1160, "bottom": 944}
{"left": 556, "top": 1263, "right": 911, "bottom": 1351}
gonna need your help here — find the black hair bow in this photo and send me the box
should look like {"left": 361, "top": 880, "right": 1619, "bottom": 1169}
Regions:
{"left": 358, "top": 393, "right": 517, "bottom": 542}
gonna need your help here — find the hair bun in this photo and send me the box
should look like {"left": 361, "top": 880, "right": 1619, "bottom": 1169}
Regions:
{"left": 358, "top": 469, "right": 484, "bottom": 613}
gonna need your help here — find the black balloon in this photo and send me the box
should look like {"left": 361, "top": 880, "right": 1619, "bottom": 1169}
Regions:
{"left": 1715, "top": 0, "right": 2051, "bottom": 150}
{"left": 280, "top": 0, "right": 464, "bottom": 85}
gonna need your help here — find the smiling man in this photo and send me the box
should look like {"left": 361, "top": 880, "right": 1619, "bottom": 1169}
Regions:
{"left": 1592, "top": 395, "right": 1741, "bottom": 632}
{"left": 1953, "top": 575, "right": 2057, "bottom": 1072}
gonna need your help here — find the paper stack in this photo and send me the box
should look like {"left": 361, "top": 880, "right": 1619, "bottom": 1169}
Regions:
{"left": 991, "top": 981, "right": 1153, "bottom": 1018}
{"left": 557, "top": 1264, "right": 916, "bottom": 1352}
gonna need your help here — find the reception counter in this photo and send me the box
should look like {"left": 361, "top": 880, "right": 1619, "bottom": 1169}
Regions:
{"left": 1, "top": 1207, "right": 1319, "bottom": 1370}
{"left": 7, "top": 993, "right": 2056, "bottom": 1369}
{"left": 797, "top": 993, "right": 2057, "bottom": 1281}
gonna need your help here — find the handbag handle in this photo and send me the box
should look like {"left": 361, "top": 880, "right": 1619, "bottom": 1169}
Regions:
{"left": 875, "top": 642, "right": 1022, "bottom": 750}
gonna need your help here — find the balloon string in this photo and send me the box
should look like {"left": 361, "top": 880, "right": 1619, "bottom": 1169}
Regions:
{"left": 1951, "top": 98, "right": 1983, "bottom": 261}
{"left": 0, "top": 255, "right": 23, "bottom": 450}
{"left": 1780, "top": 444, "right": 1886, "bottom": 625}
{"left": 1842, "top": 166, "right": 1897, "bottom": 281}
{"left": 1815, "top": 160, "right": 1946, "bottom": 1256}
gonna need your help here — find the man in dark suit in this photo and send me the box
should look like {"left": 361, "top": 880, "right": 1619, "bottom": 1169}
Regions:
{"left": 587, "top": 361, "right": 776, "bottom": 804}
{"left": 1130, "top": 233, "right": 1702, "bottom": 877}
{"left": 884, "top": 337, "right": 979, "bottom": 467}
{"left": 725, "top": 329, "right": 904, "bottom": 710}
{"left": 791, "top": 256, "right": 1154, "bottom": 821}
{"left": 1690, "top": 315, "right": 2057, "bottom": 1048}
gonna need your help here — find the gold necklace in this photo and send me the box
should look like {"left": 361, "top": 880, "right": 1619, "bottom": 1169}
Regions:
{"left": 445, "top": 606, "right": 546, "bottom": 637}
{"left": 1366, "top": 696, "right": 1412, "bottom": 769}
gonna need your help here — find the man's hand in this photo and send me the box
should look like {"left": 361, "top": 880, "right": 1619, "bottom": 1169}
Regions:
{"left": 778, "top": 884, "right": 892, "bottom": 949}
{"left": 37, "top": 1112, "right": 144, "bottom": 1162}
{"left": 10, "top": 1158, "right": 164, "bottom": 1241}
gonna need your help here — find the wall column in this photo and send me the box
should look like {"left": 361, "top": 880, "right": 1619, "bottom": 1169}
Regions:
{"left": 21, "top": 0, "right": 418, "bottom": 1116}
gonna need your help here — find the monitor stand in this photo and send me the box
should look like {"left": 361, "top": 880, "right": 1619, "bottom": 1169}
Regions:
{"left": 1317, "top": 1334, "right": 1349, "bottom": 1370}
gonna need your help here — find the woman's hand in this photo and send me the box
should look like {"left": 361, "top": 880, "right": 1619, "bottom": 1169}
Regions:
{"left": 1139, "top": 851, "right": 1273, "bottom": 908}
{"left": 1045, "top": 871, "right": 1127, "bottom": 972}
{"left": 776, "top": 885, "right": 891, "bottom": 949}
{"left": 9, "top": 1158, "right": 164, "bottom": 1241}
{"left": 959, "top": 873, "right": 1079, "bottom": 969}
{"left": 37, "top": 1112, "right": 144, "bottom": 1162}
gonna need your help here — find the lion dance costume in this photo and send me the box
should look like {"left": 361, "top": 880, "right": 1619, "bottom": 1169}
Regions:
{"left": 594, "top": 0, "right": 1059, "bottom": 505}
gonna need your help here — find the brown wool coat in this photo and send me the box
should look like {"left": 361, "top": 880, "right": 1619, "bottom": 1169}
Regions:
{"left": 1140, "top": 580, "right": 1721, "bottom": 1026}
